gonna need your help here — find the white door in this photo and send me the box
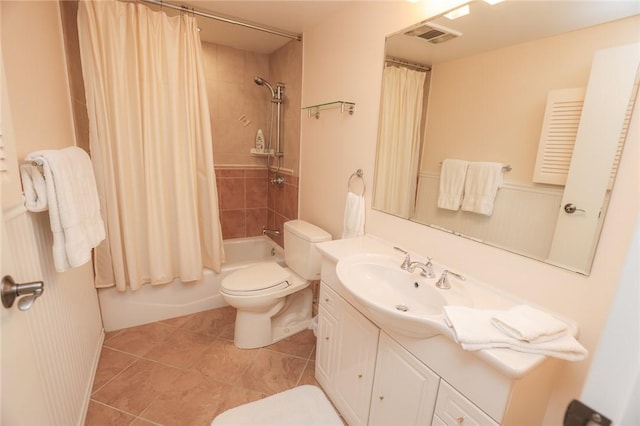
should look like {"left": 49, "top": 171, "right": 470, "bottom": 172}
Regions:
{"left": 1, "top": 56, "right": 52, "bottom": 425}
{"left": 548, "top": 43, "right": 640, "bottom": 273}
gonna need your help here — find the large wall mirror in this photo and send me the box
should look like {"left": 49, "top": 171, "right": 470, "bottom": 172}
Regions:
{"left": 373, "top": 0, "right": 639, "bottom": 275}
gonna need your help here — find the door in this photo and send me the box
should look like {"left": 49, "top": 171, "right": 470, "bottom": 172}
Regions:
{"left": 548, "top": 43, "right": 640, "bottom": 272}
{"left": 1, "top": 55, "right": 52, "bottom": 425}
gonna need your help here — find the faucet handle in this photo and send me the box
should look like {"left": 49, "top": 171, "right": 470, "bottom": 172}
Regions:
{"left": 393, "top": 247, "right": 411, "bottom": 270}
{"left": 435, "top": 270, "right": 465, "bottom": 290}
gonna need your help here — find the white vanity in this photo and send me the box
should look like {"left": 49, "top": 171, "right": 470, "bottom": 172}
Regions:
{"left": 315, "top": 236, "right": 569, "bottom": 426}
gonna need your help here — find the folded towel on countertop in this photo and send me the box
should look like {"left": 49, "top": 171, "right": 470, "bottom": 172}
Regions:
{"left": 437, "top": 159, "right": 469, "bottom": 211}
{"left": 443, "top": 305, "right": 587, "bottom": 361}
{"left": 461, "top": 162, "right": 504, "bottom": 216}
{"left": 342, "top": 191, "right": 365, "bottom": 239}
{"left": 491, "top": 304, "right": 569, "bottom": 343}
{"left": 20, "top": 164, "right": 48, "bottom": 212}
{"left": 25, "top": 147, "right": 105, "bottom": 272}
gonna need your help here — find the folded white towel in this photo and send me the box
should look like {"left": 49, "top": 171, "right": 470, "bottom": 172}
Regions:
{"left": 20, "top": 164, "right": 48, "bottom": 212}
{"left": 342, "top": 191, "right": 365, "bottom": 239}
{"left": 461, "top": 162, "right": 504, "bottom": 216}
{"left": 491, "top": 305, "right": 569, "bottom": 343}
{"left": 25, "top": 147, "right": 105, "bottom": 272}
{"left": 437, "top": 159, "right": 469, "bottom": 211}
{"left": 443, "top": 305, "right": 587, "bottom": 361}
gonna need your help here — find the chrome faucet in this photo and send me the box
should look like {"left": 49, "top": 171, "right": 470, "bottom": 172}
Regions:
{"left": 394, "top": 247, "right": 435, "bottom": 278}
{"left": 435, "top": 270, "right": 465, "bottom": 290}
{"left": 262, "top": 227, "right": 281, "bottom": 237}
{"left": 408, "top": 259, "right": 435, "bottom": 279}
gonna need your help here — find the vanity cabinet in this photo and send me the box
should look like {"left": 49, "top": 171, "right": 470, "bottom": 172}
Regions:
{"left": 316, "top": 255, "right": 558, "bottom": 426}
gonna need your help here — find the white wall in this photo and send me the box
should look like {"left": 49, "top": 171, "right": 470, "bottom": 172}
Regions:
{"left": 300, "top": 2, "right": 639, "bottom": 424}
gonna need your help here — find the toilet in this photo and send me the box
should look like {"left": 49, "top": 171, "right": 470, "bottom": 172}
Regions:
{"left": 221, "top": 220, "right": 331, "bottom": 349}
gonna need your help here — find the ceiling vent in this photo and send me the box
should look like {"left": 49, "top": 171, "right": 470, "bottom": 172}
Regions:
{"left": 404, "top": 22, "right": 461, "bottom": 44}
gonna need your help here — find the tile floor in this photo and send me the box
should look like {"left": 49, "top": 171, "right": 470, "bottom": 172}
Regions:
{"left": 85, "top": 306, "right": 320, "bottom": 426}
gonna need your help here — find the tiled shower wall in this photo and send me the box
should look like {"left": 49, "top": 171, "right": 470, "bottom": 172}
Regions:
{"left": 216, "top": 167, "right": 299, "bottom": 246}
{"left": 60, "top": 2, "right": 302, "bottom": 245}
{"left": 204, "top": 39, "right": 303, "bottom": 243}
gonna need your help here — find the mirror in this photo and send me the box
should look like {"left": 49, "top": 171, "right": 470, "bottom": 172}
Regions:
{"left": 373, "top": 0, "right": 639, "bottom": 274}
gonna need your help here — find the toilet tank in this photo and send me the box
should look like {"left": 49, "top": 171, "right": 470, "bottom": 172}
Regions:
{"left": 284, "top": 220, "right": 331, "bottom": 280}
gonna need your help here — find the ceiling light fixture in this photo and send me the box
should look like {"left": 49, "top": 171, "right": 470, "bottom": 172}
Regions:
{"left": 484, "top": 0, "right": 504, "bottom": 4}
{"left": 444, "top": 5, "right": 470, "bottom": 20}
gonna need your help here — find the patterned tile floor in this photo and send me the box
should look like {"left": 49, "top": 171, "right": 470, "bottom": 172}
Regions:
{"left": 85, "top": 306, "right": 319, "bottom": 425}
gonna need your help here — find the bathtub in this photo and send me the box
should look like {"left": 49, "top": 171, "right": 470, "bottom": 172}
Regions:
{"left": 98, "top": 236, "right": 284, "bottom": 332}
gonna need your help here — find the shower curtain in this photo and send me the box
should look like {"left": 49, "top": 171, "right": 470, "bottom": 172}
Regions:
{"left": 78, "top": 1, "right": 224, "bottom": 291}
{"left": 373, "top": 65, "right": 426, "bottom": 218}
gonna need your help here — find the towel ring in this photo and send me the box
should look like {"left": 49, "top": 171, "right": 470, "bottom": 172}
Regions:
{"left": 347, "top": 169, "right": 366, "bottom": 196}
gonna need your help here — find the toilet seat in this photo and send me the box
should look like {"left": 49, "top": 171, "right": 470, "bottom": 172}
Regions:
{"left": 222, "top": 262, "right": 291, "bottom": 296}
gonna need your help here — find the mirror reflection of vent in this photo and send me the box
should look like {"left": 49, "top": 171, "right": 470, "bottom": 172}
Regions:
{"left": 405, "top": 22, "right": 461, "bottom": 44}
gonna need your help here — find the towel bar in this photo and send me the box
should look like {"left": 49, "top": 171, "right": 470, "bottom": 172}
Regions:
{"left": 347, "top": 169, "right": 366, "bottom": 196}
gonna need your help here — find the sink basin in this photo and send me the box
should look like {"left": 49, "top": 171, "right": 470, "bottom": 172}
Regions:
{"left": 336, "top": 253, "right": 469, "bottom": 338}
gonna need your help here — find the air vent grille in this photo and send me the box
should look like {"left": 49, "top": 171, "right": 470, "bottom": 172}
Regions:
{"left": 405, "top": 22, "right": 460, "bottom": 44}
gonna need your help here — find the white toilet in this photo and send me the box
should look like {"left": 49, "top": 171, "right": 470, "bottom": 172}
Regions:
{"left": 221, "top": 220, "right": 331, "bottom": 349}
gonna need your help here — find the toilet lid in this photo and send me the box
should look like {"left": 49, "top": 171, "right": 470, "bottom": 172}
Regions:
{"left": 222, "top": 262, "right": 291, "bottom": 295}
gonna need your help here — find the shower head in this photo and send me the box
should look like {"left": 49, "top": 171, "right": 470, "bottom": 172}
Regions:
{"left": 254, "top": 76, "right": 275, "bottom": 97}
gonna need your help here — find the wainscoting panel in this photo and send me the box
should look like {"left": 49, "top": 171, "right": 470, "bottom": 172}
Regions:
{"left": 414, "top": 173, "right": 563, "bottom": 260}
{"left": 2, "top": 209, "right": 103, "bottom": 426}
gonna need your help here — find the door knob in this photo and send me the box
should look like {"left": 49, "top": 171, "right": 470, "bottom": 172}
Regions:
{"left": 1, "top": 275, "right": 44, "bottom": 311}
{"left": 564, "top": 203, "right": 586, "bottom": 214}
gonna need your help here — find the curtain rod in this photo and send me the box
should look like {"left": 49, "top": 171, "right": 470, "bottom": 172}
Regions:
{"left": 140, "top": 0, "right": 302, "bottom": 41}
{"left": 385, "top": 57, "right": 431, "bottom": 72}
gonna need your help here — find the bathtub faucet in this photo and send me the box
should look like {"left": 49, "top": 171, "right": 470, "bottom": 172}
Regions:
{"left": 262, "top": 227, "right": 281, "bottom": 237}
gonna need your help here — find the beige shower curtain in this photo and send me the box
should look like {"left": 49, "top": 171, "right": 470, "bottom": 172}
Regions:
{"left": 78, "top": 1, "right": 224, "bottom": 291}
{"left": 373, "top": 65, "right": 426, "bottom": 218}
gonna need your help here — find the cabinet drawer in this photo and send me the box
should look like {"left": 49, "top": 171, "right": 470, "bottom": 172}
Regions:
{"left": 434, "top": 381, "right": 499, "bottom": 426}
{"left": 319, "top": 282, "right": 340, "bottom": 317}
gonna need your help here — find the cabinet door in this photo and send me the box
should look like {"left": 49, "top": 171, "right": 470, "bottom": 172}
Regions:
{"left": 315, "top": 305, "right": 337, "bottom": 389}
{"left": 369, "top": 333, "right": 440, "bottom": 426}
{"left": 333, "top": 301, "right": 380, "bottom": 426}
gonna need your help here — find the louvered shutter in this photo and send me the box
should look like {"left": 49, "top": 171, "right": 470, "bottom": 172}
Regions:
{"left": 533, "top": 88, "right": 585, "bottom": 185}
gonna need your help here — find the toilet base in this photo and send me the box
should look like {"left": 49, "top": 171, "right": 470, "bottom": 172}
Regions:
{"left": 234, "top": 287, "right": 313, "bottom": 349}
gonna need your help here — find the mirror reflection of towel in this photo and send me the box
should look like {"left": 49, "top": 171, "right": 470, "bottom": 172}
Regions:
{"left": 342, "top": 191, "right": 365, "bottom": 239}
{"left": 437, "top": 159, "right": 469, "bottom": 211}
{"left": 461, "top": 162, "right": 504, "bottom": 216}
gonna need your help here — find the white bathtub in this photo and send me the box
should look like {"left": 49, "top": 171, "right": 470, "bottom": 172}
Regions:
{"left": 98, "top": 236, "right": 284, "bottom": 331}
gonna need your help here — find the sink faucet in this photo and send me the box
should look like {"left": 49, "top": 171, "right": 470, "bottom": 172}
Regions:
{"left": 435, "top": 270, "right": 465, "bottom": 290}
{"left": 394, "top": 247, "right": 435, "bottom": 278}
{"left": 408, "top": 260, "right": 435, "bottom": 279}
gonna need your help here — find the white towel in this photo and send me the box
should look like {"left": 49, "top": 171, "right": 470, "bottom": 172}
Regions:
{"left": 491, "top": 305, "right": 569, "bottom": 343}
{"left": 20, "top": 164, "right": 48, "bottom": 212}
{"left": 461, "top": 162, "right": 504, "bottom": 216}
{"left": 437, "top": 159, "right": 469, "bottom": 210}
{"left": 443, "top": 305, "right": 587, "bottom": 361}
{"left": 342, "top": 191, "right": 365, "bottom": 239}
{"left": 25, "top": 147, "right": 106, "bottom": 272}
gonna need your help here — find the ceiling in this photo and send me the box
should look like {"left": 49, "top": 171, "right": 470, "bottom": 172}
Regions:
{"left": 148, "top": 1, "right": 350, "bottom": 53}
{"left": 146, "top": 0, "right": 639, "bottom": 56}
{"left": 386, "top": 1, "right": 640, "bottom": 66}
